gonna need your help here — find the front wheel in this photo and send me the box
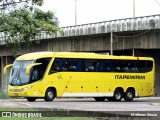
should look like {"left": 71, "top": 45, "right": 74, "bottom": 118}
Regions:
{"left": 44, "top": 88, "right": 55, "bottom": 102}
{"left": 124, "top": 89, "right": 134, "bottom": 102}
{"left": 26, "top": 97, "right": 36, "bottom": 102}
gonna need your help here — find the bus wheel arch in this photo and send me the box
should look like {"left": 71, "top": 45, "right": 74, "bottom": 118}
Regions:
{"left": 113, "top": 87, "right": 124, "bottom": 101}
{"left": 44, "top": 87, "right": 57, "bottom": 102}
{"left": 124, "top": 87, "right": 135, "bottom": 102}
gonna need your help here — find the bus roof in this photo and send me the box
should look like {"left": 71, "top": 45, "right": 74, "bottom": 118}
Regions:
{"left": 16, "top": 51, "right": 154, "bottom": 61}
{"left": 16, "top": 52, "right": 54, "bottom": 60}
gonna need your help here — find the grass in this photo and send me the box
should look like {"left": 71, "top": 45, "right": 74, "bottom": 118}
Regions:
{"left": 0, "top": 117, "right": 95, "bottom": 120}
{"left": 0, "top": 108, "right": 36, "bottom": 111}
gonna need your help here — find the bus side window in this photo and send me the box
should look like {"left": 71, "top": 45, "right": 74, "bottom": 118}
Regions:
{"left": 144, "top": 61, "right": 153, "bottom": 72}
{"left": 105, "top": 61, "right": 111, "bottom": 72}
{"left": 100, "top": 60, "right": 105, "bottom": 72}
{"left": 112, "top": 61, "right": 121, "bottom": 72}
{"left": 68, "top": 59, "right": 77, "bottom": 71}
{"left": 137, "top": 60, "right": 153, "bottom": 73}
{"left": 31, "top": 58, "right": 51, "bottom": 81}
{"left": 136, "top": 61, "right": 148, "bottom": 72}
{"left": 49, "top": 58, "right": 60, "bottom": 74}
{"left": 135, "top": 61, "right": 147, "bottom": 73}
{"left": 85, "top": 60, "right": 98, "bottom": 72}
{"left": 31, "top": 67, "right": 40, "bottom": 81}
{"left": 94, "top": 61, "right": 100, "bottom": 72}
{"left": 121, "top": 61, "right": 130, "bottom": 72}
{"left": 62, "top": 59, "right": 68, "bottom": 71}
{"left": 130, "top": 61, "right": 138, "bottom": 72}
{"left": 79, "top": 60, "right": 85, "bottom": 72}
{"left": 76, "top": 60, "right": 81, "bottom": 71}
{"left": 85, "top": 60, "right": 94, "bottom": 72}
{"left": 146, "top": 61, "right": 153, "bottom": 72}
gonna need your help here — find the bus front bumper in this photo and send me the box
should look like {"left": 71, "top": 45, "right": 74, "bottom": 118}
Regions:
{"left": 8, "top": 86, "right": 44, "bottom": 97}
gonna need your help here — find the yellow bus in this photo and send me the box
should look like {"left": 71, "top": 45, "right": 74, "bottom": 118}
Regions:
{"left": 4, "top": 52, "right": 155, "bottom": 102}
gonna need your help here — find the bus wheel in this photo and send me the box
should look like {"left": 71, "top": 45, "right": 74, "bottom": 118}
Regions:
{"left": 124, "top": 89, "right": 134, "bottom": 102}
{"left": 106, "top": 97, "right": 114, "bottom": 101}
{"left": 44, "top": 88, "right": 55, "bottom": 101}
{"left": 94, "top": 97, "right": 106, "bottom": 102}
{"left": 113, "top": 89, "right": 123, "bottom": 101}
{"left": 26, "top": 97, "right": 36, "bottom": 102}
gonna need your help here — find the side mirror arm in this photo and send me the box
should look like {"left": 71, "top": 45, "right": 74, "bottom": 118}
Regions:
{"left": 4, "top": 64, "right": 13, "bottom": 74}
{"left": 26, "top": 63, "right": 42, "bottom": 74}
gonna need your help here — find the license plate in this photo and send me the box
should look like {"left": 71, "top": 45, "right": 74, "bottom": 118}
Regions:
{"left": 14, "top": 93, "right": 18, "bottom": 96}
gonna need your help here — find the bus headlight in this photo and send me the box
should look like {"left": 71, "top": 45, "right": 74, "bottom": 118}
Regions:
{"left": 9, "top": 86, "right": 33, "bottom": 92}
{"left": 22, "top": 86, "right": 33, "bottom": 91}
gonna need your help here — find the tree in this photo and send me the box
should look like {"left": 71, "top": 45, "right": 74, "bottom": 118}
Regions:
{"left": 0, "top": 0, "right": 63, "bottom": 57}
{"left": 0, "top": 0, "right": 44, "bottom": 9}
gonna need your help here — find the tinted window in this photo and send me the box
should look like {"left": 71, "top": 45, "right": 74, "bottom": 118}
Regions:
{"left": 135, "top": 60, "right": 153, "bottom": 72}
{"left": 31, "top": 58, "right": 51, "bottom": 82}
{"left": 49, "top": 59, "right": 60, "bottom": 74}
{"left": 84, "top": 60, "right": 96, "bottom": 72}
{"left": 49, "top": 58, "right": 78, "bottom": 74}
{"left": 49, "top": 58, "right": 153, "bottom": 73}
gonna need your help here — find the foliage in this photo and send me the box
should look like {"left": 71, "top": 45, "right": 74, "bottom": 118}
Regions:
{"left": 0, "top": 0, "right": 44, "bottom": 6}
{"left": 149, "top": 19, "right": 156, "bottom": 29}
{"left": 32, "top": 0, "right": 44, "bottom": 6}
{"left": 0, "top": 6, "right": 63, "bottom": 57}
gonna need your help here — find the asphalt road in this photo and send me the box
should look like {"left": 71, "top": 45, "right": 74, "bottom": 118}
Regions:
{"left": 0, "top": 97, "right": 160, "bottom": 111}
{"left": 0, "top": 97, "right": 160, "bottom": 119}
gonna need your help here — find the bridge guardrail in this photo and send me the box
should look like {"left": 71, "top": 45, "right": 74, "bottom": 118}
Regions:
{"left": 62, "top": 14, "right": 160, "bottom": 37}
{"left": 0, "top": 14, "right": 160, "bottom": 45}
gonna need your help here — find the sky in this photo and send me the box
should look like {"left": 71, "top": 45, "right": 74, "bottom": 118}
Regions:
{"left": 39, "top": 0, "right": 160, "bottom": 27}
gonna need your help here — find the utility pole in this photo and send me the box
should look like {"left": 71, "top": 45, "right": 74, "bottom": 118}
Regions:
{"left": 133, "top": 0, "right": 135, "bottom": 18}
{"left": 110, "top": 31, "right": 113, "bottom": 55}
{"left": 75, "top": 0, "right": 77, "bottom": 25}
{"left": 133, "top": 0, "right": 135, "bottom": 56}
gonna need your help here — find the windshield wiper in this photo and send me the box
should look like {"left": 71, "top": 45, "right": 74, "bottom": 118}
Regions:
{"left": 10, "top": 70, "right": 20, "bottom": 85}
{"left": 10, "top": 62, "right": 23, "bottom": 85}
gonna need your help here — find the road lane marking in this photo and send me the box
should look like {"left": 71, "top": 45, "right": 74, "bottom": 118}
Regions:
{"left": 150, "top": 103, "right": 160, "bottom": 106}
{"left": 17, "top": 102, "right": 32, "bottom": 107}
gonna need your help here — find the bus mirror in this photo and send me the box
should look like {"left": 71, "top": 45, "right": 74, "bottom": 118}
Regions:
{"left": 26, "top": 63, "right": 42, "bottom": 74}
{"left": 4, "top": 64, "right": 13, "bottom": 74}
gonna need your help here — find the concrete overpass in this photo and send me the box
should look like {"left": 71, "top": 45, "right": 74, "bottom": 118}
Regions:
{"left": 0, "top": 14, "right": 160, "bottom": 96}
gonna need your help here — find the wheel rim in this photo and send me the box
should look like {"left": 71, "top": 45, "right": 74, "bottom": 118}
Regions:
{"left": 127, "top": 92, "right": 133, "bottom": 99}
{"left": 115, "top": 92, "right": 121, "bottom": 100}
{"left": 48, "top": 91, "right": 53, "bottom": 99}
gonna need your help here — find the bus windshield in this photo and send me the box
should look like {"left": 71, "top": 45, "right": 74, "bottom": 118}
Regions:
{"left": 9, "top": 60, "right": 34, "bottom": 86}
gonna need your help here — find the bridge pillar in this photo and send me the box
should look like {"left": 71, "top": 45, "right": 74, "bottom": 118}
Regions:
{"left": 0, "top": 56, "right": 14, "bottom": 98}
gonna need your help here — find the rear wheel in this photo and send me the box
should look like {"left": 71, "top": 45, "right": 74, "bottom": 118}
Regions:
{"left": 44, "top": 88, "right": 55, "bottom": 101}
{"left": 113, "top": 89, "right": 123, "bottom": 101}
{"left": 26, "top": 97, "right": 36, "bottom": 102}
{"left": 124, "top": 89, "right": 134, "bottom": 102}
{"left": 94, "top": 97, "right": 106, "bottom": 102}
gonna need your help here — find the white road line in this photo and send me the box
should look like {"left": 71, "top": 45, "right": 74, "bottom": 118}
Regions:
{"left": 18, "top": 102, "right": 32, "bottom": 107}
